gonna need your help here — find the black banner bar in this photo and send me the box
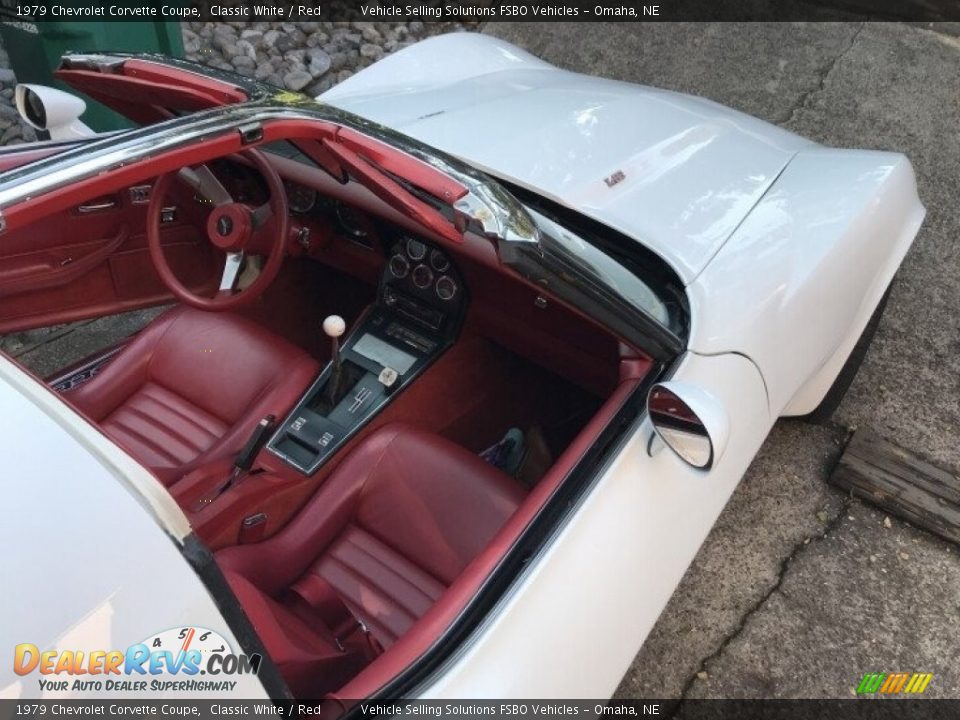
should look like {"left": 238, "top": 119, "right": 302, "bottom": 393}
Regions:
{"left": 2, "top": 699, "right": 960, "bottom": 720}
{"left": 1, "top": 0, "right": 960, "bottom": 23}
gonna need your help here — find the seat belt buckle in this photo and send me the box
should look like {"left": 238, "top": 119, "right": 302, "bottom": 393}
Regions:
{"left": 336, "top": 617, "right": 382, "bottom": 657}
{"left": 239, "top": 512, "right": 268, "bottom": 544}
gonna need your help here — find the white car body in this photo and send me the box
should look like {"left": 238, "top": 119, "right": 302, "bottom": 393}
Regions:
{"left": 322, "top": 34, "right": 924, "bottom": 418}
{"left": 1, "top": 34, "right": 923, "bottom": 701}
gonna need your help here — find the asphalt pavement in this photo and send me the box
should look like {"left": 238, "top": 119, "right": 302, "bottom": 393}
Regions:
{"left": 485, "top": 22, "right": 960, "bottom": 698}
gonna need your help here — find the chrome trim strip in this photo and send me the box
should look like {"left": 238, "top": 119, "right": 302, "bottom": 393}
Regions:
{"left": 0, "top": 89, "right": 539, "bottom": 251}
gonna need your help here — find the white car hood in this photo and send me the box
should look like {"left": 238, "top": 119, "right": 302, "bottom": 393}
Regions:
{"left": 322, "top": 34, "right": 814, "bottom": 284}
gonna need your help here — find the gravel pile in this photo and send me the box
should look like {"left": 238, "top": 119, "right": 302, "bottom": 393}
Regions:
{"left": 0, "top": 41, "right": 38, "bottom": 146}
{"left": 0, "top": 21, "right": 475, "bottom": 145}
{"left": 183, "top": 21, "right": 473, "bottom": 97}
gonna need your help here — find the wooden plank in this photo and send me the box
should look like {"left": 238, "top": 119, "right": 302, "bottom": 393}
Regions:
{"left": 829, "top": 428, "right": 960, "bottom": 545}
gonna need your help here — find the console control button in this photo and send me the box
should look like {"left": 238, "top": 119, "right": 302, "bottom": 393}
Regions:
{"left": 378, "top": 367, "right": 399, "bottom": 388}
{"left": 287, "top": 412, "right": 345, "bottom": 453}
{"left": 386, "top": 322, "right": 436, "bottom": 353}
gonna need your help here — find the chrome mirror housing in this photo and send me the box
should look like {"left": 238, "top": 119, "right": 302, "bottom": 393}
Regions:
{"left": 647, "top": 382, "right": 729, "bottom": 470}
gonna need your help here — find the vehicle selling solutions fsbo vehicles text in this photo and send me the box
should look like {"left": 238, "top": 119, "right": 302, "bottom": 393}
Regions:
{"left": 358, "top": 5, "right": 660, "bottom": 18}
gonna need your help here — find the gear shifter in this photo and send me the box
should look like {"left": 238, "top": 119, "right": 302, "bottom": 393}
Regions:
{"left": 323, "top": 314, "right": 347, "bottom": 406}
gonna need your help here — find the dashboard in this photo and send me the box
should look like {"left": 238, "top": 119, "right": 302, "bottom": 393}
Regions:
{"left": 277, "top": 176, "right": 466, "bottom": 334}
{"left": 266, "top": 186, "right": 468, "bottom": 476}
{"left": 207, "top": 158, "right": 467, "bottom": 330}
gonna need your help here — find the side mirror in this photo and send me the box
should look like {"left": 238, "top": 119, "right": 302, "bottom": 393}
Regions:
{"left": 15, "top": 84, "right": 95, "bottom": 141}
{"left": 647, "top": 382, "right": 729, "bottom": 470}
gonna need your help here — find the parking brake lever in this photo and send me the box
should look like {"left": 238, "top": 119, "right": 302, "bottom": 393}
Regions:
{"left": 190, "top": 415, "right": 275, "bottom": 512}
{"left": 234, "top": 414, "right": 276, "bottom": 473}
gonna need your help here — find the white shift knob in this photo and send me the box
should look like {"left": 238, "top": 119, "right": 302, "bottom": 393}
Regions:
{"left": 323, "top": 315, "right": 346, "bottom": 338}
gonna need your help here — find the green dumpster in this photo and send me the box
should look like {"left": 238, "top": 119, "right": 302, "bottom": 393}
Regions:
{"left": 0, "top": 20, "right": 184, "bottom": 132}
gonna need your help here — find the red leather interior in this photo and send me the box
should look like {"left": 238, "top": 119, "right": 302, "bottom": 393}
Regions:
{"left": 0, "top": 179, "right": 218, "bottom": 335}
{"left": 334, "top": 378, "right": 639, "bottom": 702}
{"left": 184, "top": 333, "right": 607, "bottom": 550}
{"left": 63, "top": 306, "right": 319, "bottom": 486}
{"left": 216, "top": 423, "right": 525, "bottom": 697}
{"left": 0, "top": 89, "right": 662, "bottom": 706}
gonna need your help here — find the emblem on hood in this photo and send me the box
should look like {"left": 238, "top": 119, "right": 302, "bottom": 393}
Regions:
{"left": 604, "top": 170, "right": 626, "bottom": 188}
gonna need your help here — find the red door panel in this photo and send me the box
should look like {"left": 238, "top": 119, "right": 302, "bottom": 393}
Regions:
{"left": 0, "top": 179, "right": 219, "bottom": 334}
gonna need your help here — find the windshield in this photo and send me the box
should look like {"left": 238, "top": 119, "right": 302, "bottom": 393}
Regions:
{"left": 494, "top": 180, "right": 689, "bottom": 347}
{"left": 528, "top": 208, "right": 678, "bottom": 331}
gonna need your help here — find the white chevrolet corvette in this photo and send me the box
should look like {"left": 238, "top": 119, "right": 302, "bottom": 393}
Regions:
{"left": 0, "top": 34, "right": 923, "bottom": 705}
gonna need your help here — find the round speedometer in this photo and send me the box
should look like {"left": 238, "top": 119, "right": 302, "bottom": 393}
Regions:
{"left": 283, "top": 181, "right": 317, "bottom": 214}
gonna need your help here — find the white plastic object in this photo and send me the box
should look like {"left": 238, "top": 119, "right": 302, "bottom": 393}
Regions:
{"left": 322, "top": 315, "right": 346, "bottom": 338}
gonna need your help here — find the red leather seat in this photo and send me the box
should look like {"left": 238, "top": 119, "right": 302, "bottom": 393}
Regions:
{"left": 215, "top": 423, "right": 525, "bottom": 697}
{"left": 64, "top": 306, "right": 318, "bottom": 487}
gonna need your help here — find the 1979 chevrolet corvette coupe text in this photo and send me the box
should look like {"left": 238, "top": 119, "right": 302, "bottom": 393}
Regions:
{"left": 1, "top": 34, "right": 924, "bottom": 704}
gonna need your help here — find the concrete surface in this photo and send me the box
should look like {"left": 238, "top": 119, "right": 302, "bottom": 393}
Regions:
{"left": 1, "top": 20, "right": 957, "bottom": 703}
{"left": 0, "top": 307, "right": 167, "bottom": 379}
{"left": 485, "top": 22, "right": 960, "bottom": 699}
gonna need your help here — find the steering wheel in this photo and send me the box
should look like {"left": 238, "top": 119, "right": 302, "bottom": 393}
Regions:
{"left": 147, "top": 149, "right": 289, "bottom": 312}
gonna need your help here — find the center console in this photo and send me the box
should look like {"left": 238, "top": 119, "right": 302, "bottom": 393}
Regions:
{"left": 266, "top": 235, "right": 466, "bottom": 474}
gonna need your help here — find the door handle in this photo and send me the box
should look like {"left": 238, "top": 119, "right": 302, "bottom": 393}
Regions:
{"left": 77, "top": 200, "right": 118, "bottom": 213}
{"left": 0, "top": 227, "right": 129, "bottom": 298}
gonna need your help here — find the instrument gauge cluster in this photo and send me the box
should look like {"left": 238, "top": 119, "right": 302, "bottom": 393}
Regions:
{"left": 384, "top": 236, "right": 464, "bottom": 310}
